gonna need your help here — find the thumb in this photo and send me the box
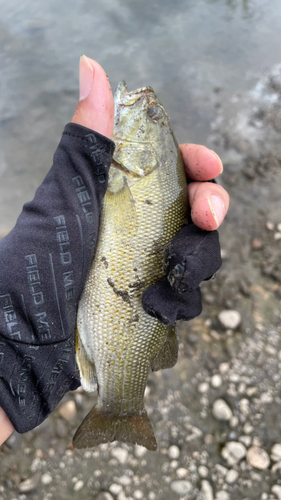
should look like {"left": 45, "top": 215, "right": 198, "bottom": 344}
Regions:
{"left": 71, "top": 56, "right": 114, "bottom": 139}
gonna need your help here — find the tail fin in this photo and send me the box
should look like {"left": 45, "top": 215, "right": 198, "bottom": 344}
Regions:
{"left": 73, "top": 406, "right": 157, "bottom": 451}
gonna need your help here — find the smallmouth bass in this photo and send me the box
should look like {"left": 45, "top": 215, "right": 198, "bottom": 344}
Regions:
{"left": 73, "top": 82, "right": 188, "bottom": 451}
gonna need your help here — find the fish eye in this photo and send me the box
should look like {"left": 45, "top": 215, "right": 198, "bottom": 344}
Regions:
{"left": 147, "top": 106, "right": 164, "bottom": 121}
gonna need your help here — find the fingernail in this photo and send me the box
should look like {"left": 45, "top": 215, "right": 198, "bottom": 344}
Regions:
{"left": 79, "top": 55, "right": 94, "bottom": 101}
{"left": 208, "top": 195, "right": 226, "bottom": 228}
{"left": 209, "top": 150, "right": 223, "bottom": 174}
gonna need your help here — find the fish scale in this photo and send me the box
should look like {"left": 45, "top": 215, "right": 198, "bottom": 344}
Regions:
{"left": 73, "top": 81, "right": 188, "bottom": 451}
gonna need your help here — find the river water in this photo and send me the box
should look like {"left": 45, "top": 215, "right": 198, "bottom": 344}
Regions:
{"left": 1, "top": 0, "right": 281, "bottom": 232}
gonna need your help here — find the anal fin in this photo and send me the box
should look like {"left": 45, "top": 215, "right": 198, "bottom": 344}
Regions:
{"left": 150, "top": 325, "right": 179, "bottom": 372}
{"left": 73, "top": 406, "right": 157, "bottom": 451}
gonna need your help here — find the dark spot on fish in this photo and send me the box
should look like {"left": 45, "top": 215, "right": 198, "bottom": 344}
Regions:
{"left": 128, "top": 280, "right": 145, "bottom": 291}
{"left": 149, "top": 239, "right": 165, "bottom": 256}
{"left": 133, "top": 268, "right": 138, "bottom": 272}
{"left": 145, "top": 199, "right": 153, "bottom": 205}
{"left": 128, "top": 314, "right": 139, "bottom": 323}
{"left": 101, "top": 256, "right": 108, "bottom": 268}
{"left": 107, "top": 278, "right": 132, "bottom": 305}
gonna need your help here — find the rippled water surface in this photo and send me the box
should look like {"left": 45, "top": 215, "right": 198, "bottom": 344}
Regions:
{"left": 1, "top": 0, "right": 281, "bottom": 230}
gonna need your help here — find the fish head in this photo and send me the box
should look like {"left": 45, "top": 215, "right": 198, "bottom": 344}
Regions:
{"left": 112, "top": 82, "right": 174, "bottom": 180}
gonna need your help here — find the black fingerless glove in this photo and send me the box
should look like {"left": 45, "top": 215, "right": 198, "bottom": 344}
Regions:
{"left": 0, "top": 123, "right": 115, "bottom": 433}
{"left": 142, "top": 224, "right": 222, "bottom": 325}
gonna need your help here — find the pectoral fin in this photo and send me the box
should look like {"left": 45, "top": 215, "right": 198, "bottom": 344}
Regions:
{"left": 76, "top": 328, "right": 97, "bottom": 392}
{"left": 150, "top": 325, "right": 179, "bottom": 372}
{"left": 73, "top": 406, "right": 157, "bottom": 451}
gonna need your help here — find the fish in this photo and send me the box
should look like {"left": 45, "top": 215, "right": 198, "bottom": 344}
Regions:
{"left": 73, "top": 81, "right": 188, "bottom": 451}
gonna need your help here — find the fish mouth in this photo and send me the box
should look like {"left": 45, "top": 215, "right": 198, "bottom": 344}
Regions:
{"left": 115, "top": 81, "right": 155, "bottom": 106}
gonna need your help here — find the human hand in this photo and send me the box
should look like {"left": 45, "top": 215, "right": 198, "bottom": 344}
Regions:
{"left": 0, "top": 57, "right": 228, "bottom": 446}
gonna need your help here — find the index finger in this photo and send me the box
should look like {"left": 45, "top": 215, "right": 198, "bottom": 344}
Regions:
{"left": 179, "top": 144, "right": 223, "bottom": 181}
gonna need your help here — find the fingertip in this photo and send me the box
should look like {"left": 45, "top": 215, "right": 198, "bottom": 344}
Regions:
{"left": 189, "top": 183, "right": 229, "bottom": 230}
{"left": 180, "top": 144, "right": 223, "bottom": 181}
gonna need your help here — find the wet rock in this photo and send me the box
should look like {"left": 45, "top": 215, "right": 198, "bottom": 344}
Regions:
{"left": 225, "top": 469, "right": 239, "bottom": 484}
{"left": 118, "top": 475, "right": 132, "bottom": 486}
{"left": 168, "top": 445, "right": 180, "bottom": 459}
{"left": 271, "top": 461, "right": 281, "bottom": 473}
{"left": 19, "top": 475, "right": 40, "bottom": 493}
{"left": 96, "top": 493, "right": 114, "bottom": 500}
{"left": 109, "top": 484, "right": 123, "bottom": 495}
{"left": 198, "top": 382, "right": 209, "bottom": 393}
{"left": 221, "top": 441, "right": 247, "bottom": 466}
{"left": 134, "top": 445, "right": 147, "bottom": 458}
{"left": 212, "top": 399, "right": 233, "bottom": 421}
{"left": 111, "top": 448, "right": 128, "bottom": 464}
{"left": 133, "top": 490, "right": 144, "bottom": 499}
{"left": 252, "top": 238, "right": 263, "bottom": 249}
{"left": 247, "top": 446, "right": 270, "bottom": 469}
{"left": 170, "top": 480, "right": 192, "bottom": 495}
{"left": 198, "top": 465, "right": 209, "bottom": 477}
{"left": 272, "top": 485, "right": 281, "bottom": 500}
{"left": 266, "top": 221, "right": 275, "bottom": 230}
{"left": 201, "top": 480, "right": 214, "bottom": 500}
{"left": 215, "top": 492, "right": 230, "bottom": 500}
{"left": 176, "top": 467, "right": 188, "bottom": 478}
{"left": 74, "top": 480, "right": 84, "bottom": 492}
{"left": 218, "top": 310, "right": 241, "bottom": 329}
{"left": 58, "top": 400, "right": 77, "bottom": 421}
{"left": 211, "top": 374, "right": 222, "bottom": 388}
{"left": 271, "top": 444, "right": 281, "bottom": 462}
{"left": 41, "top": 473, "right": 52, "bottom": 485}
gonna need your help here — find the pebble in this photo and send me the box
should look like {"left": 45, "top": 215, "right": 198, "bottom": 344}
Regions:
{"left": 74, "top": 480, "right": 84, "bottom": 492}
{"left": 271, "top": 461, "right": 281, "bottom": 473}
{"left": 266, "top": 221, "right": 275, "bottom": 230}
{"left": 225, "top": 469, "right": 239, "bottom": 484}
{"left": 239, "top": 398, "right": 250, "bottom": 416}
{"left": 277, "top": 223, "right": 281, "bottom": 232}
{"left": 170, "top": 480, "right": 192, "bottom": 495}
{"left": 243, "top": 423, "right": 254, "bottom": 434}
{"left": 198, "top": 465, "right": 209, "bottom": 478}
{"left": 219, "top": 362, "right": 230, "bottom": 374}
{"left": 211, "top": 374, "right": 222, "bottom": 388}
{"left": 96, "top": 493, "right": 114, "bottom": 500}
{"left": 134, "top": 445, "right": 147, "bottom": 458}
{"left": 168, "top": 445, "right": 180, "bottom": 459}
{"left": 215, "top": 492, "right": 230, "bottom": 500}
{"left": 109, "top": 484, "right": 123, "bottom": 495}
{"left": 111, "top": 448, "right": 128, "bottom": 464}
{"left": 239, "top": 435, "right": 252, "bottom": 447}
{"left": 117, "top": 492, "right": 127, "bottom": 500}
{"left": 274, "top": 232, "right": 281, "bottom": 240}
{"left": 221, "top": 441, "right": 247, "bottom": 466}
{"left": 148, "top": 494, "right": 156, "bottom": 500}
{"left": 176, "top": 468, "right": 188, "bottom": 478}
{"left": 272, "top": 485, "right": 281, "bottom": 500}
{"left": 246, "top": 446, "right": 270, "bottom": 469}
{"left": 252, "top": 238, "right": 263, "bottom": 249}
{"left": 118, "top": 475, "right": 132, "bottom": 486}
{"left": 230, "top": 416, "right": 239, "bottom": 428}
{"left": 212, "top": 399, "right": 233, "bottom": 421}
{"left": 41, "top": 473, "right": 52, "bottom": 485}
{"left": 218, "top": 310, "right": 241, "bottom": 329}
{"left": 201, "top": 480, "right": 214, "bottom": 500}
{"left": 58, "top": 400, "right": 77, "bottom": 421}
{"left": 133, "top": 490, "right": 143, "bottom": 499}
{"left": 271, "top": 444, "right": 281, "bottom": 462}
{"left": 19, "top": 476, "right": 39, "bottom": 493}
{"left": 198, "top": 382, "right": 209, "bottom": 393}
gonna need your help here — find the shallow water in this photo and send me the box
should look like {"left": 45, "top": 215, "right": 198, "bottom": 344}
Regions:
{"left": 1, "top": 0, "right": 281, "bottom": 231}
